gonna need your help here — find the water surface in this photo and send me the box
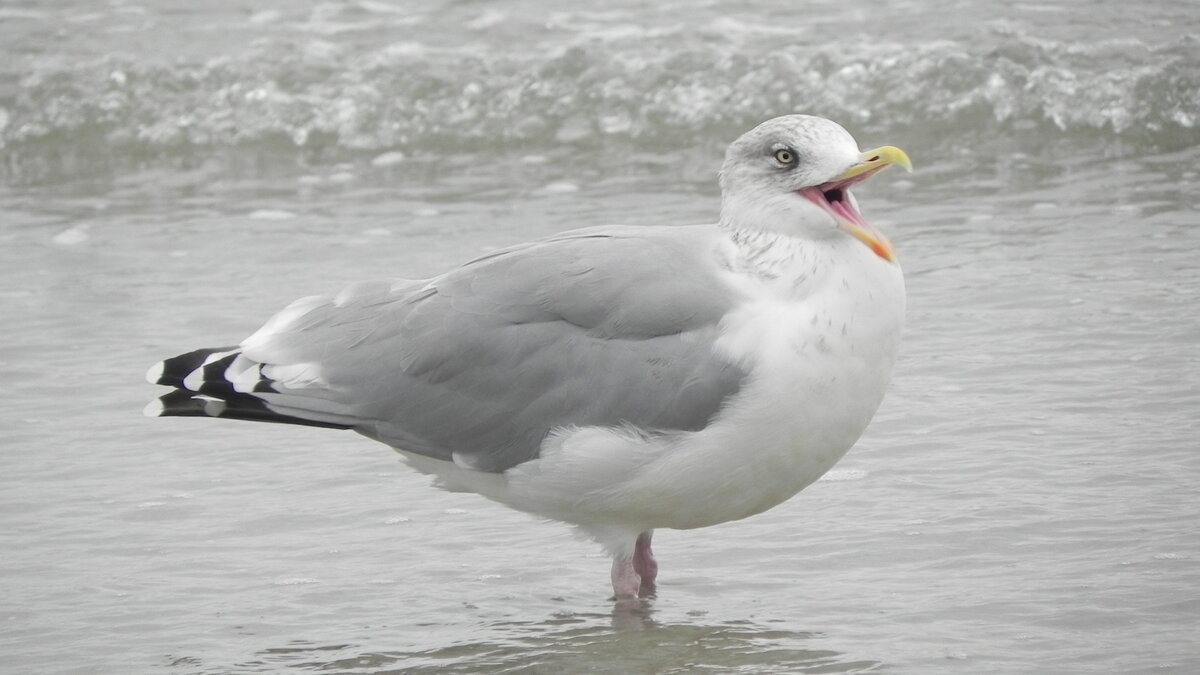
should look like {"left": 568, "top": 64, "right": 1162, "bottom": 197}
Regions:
{"left": 2, "top": 1, "right": 1198, "bottom": 673}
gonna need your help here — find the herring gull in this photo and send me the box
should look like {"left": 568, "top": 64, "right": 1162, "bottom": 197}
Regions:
{"left": 145, "top": 114, "right": 912, "bottom": 600}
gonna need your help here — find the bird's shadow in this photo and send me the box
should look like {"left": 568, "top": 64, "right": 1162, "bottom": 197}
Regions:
{"left": 226, "top": 605, "right": 882, "bottom": 674}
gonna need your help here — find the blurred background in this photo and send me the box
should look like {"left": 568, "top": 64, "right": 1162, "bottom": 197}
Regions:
{"left": 2, "top": 1, "right": 1198, "bottom": 673}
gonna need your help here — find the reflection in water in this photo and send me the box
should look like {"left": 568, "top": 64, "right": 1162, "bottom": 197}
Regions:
{"left": 238, "top": 608, "right": 880, "bottom": 674}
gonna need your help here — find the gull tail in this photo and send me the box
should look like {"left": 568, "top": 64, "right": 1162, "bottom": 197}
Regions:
{"left": 144, "top": 346, "right": 355, "bottom": 430}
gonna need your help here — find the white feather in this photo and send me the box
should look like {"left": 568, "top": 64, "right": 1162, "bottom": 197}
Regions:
{"left": 261, "top": 362, "right": 325, "bottom": 389}
{"left": 241, "top": 294, "right": 326, "bottom": 352}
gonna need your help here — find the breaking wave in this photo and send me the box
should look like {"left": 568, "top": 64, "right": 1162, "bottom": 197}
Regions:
{"left": 2, "top": 27, "right": 1197, "bottom": 164}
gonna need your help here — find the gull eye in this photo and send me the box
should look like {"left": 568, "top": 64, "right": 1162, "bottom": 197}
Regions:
{"left": 773, "top": 148, "right": 796, "bottom": 166}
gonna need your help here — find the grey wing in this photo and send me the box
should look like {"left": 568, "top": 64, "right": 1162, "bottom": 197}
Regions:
{"left": 241, "top": 225, "right": 747, "bottom": 472}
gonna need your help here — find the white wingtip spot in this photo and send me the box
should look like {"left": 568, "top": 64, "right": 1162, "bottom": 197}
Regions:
{"left": 143, "top": 399, "right": 164, "bottom": 417}
{"left": 231, "top": 361, "right": 264, "bottom": 393}
{"left": 183, "top": 367, "right": 205, "bottom": 391}
{"left": 145, "top": 361, "right": 165, "bottom": 384}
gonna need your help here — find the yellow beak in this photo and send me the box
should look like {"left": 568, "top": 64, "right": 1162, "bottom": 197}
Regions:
{"left": 804, "top": 145, "right": 912, "bottom": 263}
{"left": 836, "top": 146, "right": 913, "bottom": 182}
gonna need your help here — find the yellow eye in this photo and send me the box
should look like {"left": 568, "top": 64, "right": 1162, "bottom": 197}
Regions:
{"left": 774, "top": 148, "right": 795, "bottom": 165}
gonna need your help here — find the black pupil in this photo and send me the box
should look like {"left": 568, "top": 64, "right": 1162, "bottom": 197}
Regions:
{"left": 778, "top": 151, "right": 791, "bottom": 162}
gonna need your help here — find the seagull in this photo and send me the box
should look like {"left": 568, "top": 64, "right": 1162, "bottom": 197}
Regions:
{"left": 146, "top": 114, "right": 912, "bottom": 600}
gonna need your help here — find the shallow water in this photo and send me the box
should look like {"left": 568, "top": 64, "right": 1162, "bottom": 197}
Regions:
{"left": 2, "top": 1, "right": 1199, "bottom": 673}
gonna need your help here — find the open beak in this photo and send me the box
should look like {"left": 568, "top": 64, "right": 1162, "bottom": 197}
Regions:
{"left": 800, "top": 145, "right": 912, "bottom": 262}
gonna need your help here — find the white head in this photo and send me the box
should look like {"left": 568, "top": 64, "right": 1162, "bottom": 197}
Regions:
{"left": 718, "top": 114, "right": 911, "bottom": 262}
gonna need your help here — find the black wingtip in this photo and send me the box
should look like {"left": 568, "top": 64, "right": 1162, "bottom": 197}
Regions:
{"left": 147, "top": 346, "right": 240, "bottom": 388}
{"left": 145, "top": 389, "right": 351, "bottom": 430}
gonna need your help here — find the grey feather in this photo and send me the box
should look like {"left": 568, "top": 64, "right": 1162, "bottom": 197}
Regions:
{"left": 242, "top": 224, "right": 748, "bottom": 472}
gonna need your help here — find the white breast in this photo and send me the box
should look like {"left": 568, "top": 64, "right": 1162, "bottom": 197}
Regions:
{"left": 613, "top": 234, "right": 906, "bottom": 529}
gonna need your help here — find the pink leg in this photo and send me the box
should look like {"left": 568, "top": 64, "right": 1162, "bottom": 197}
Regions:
{"left": 632, "top": 531, "right": 657, "bottom": 597}
{"left": 610, "top": 531, "right": 659, "bottom": 600}
{"left": 610, "top": 557, "right": 641, "bottom": 600}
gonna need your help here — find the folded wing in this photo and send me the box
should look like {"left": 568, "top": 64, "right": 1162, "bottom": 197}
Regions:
{"left": 148, "top": 225, "right": 747, "bottom": 473}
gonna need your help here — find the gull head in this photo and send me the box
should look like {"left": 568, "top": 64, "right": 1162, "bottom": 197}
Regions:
{"left": 718, "top": 114, "right": 912, "bottom": 262}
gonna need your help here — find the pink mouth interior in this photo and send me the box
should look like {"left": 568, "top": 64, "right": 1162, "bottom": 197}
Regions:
{"left": 799, "top": 163, "right": 888, "bottom": 228}
{"left": 798, "top": 164, "right": 896, "bottom": 261}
